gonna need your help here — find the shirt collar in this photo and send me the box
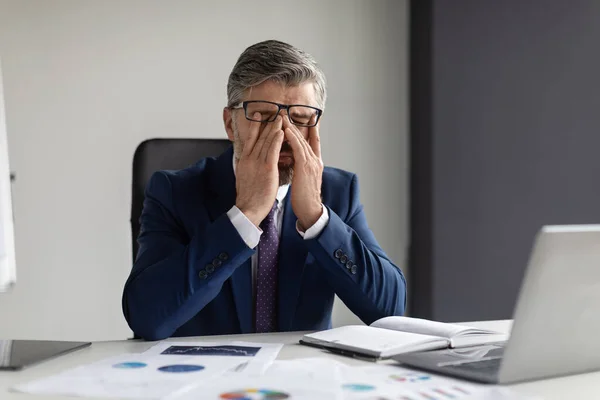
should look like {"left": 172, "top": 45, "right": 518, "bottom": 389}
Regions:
{"left": 232, "top": 153, "right": 289, "bottom": 207}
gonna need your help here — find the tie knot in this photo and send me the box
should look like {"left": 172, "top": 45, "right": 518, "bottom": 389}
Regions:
{"left": 269, "top": 200, "right": 278, "bottom": 214}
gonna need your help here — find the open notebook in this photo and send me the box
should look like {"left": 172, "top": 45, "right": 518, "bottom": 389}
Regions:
{"left": 300, "top": 316, "right": 508, "bottom": 360}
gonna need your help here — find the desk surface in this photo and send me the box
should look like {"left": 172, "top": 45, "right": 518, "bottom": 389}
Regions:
{"left": 0, "top": 320, "right": 597, "bottom": 399}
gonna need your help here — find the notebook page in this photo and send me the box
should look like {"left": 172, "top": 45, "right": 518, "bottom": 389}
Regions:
{"left": 370, "top": 316, "right": 496, "bottom": 339}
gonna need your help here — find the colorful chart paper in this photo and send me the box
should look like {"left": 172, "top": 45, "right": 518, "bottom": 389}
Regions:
{"left": 219, "top": 388, "right": 290, "bottom": 399}
{"left": 398, "top": 385, "right": 473, "bottom": 399}
{"left": 389, "top": 372, "right": 432, "bottom": 383}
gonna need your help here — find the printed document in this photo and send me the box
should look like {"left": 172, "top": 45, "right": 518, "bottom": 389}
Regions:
{"left": 12, "top": 353, "right": 244, "bottom": 399}
{"left": 143, "top": 340, "right": 282, "bottom": 374}
{"left": 167, "top": 357, "right": 346, "bottom": 400}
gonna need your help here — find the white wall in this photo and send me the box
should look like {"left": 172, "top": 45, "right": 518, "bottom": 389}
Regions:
{"left": 0, "top": 0, "right": 408, "bottom": 341}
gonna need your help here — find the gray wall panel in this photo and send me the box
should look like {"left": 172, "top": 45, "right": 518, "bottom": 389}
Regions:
{"left": 424, "top": 0, "right": 600, "bottom": 321}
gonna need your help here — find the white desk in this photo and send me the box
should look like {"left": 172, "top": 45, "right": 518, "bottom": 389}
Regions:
{"left": 0, "top": 320, "right": 598, "bottom": 399}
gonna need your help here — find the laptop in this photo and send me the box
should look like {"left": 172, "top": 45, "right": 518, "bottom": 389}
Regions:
{"left": 392, "top": 225, "right": 600, "bottom": 384}
{"left": 0, "top": 340, "right": 91, "bottom": 370}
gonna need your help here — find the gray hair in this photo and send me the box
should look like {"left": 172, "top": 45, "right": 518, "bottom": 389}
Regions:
{"left": 227, "top": 40, "right": 327, "bottom": 109}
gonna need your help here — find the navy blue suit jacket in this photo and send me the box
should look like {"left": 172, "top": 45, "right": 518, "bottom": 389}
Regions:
{"left": 122, "top": 146, "right": 407, "bottom": 340}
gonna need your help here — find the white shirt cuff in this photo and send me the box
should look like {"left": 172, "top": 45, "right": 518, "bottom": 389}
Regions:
{"left": 227, "top": 206, "right": 262, "bottom": 248}
{"left": 296, "top": 205, "right": 329, "bottom": 240}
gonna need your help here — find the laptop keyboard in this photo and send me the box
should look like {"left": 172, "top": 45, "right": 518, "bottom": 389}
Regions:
{"left": 440, "top": 357, "right": 502, "bottom": 375}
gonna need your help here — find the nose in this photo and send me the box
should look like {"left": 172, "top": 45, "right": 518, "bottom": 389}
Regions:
{"left": 277, "top": 109, "right": 289, "bottom": 124}
{"left": 279, "top": 109, "right": 292, "bottom": 125}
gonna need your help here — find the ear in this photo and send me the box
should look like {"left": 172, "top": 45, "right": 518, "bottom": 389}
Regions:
{"left": 223, "top": 107, "right": 235, "bottom": 142}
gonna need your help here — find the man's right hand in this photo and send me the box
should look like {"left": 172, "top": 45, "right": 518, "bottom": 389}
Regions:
{"left": 234, "top": 113, "right": 284, "bottom": 228}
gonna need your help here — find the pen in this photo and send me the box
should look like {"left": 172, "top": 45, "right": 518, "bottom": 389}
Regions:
{"left": 325, "top": 347, "right": 378, "bottom": 361}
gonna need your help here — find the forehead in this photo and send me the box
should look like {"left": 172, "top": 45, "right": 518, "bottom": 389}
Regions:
{"left": 244, "top": 80, "right": 318, "bottom": 107}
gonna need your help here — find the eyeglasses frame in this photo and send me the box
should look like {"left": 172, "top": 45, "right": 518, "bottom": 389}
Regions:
{"left": 230, "top": 100, "right": 323, "bottom": 127}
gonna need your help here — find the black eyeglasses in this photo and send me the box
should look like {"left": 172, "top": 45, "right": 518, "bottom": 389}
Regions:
{"left": 231, "top": 100, "right": 323, "bottom": 127}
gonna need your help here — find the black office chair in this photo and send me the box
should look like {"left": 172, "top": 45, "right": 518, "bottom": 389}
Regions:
{"left": 130, "top": 138, "right": 232, "bottom": 262}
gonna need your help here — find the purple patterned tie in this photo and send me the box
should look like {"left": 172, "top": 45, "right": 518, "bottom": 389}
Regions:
{"left": 255, "top": 201, "right": 279, "bottom": 333}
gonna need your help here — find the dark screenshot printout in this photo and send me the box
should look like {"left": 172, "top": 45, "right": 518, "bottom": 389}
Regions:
{"left": 160, "top": 345, "right": 261, "bottom": 357}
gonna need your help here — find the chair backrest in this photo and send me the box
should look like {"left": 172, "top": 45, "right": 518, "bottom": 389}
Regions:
{"left": 130, "top": 138, "right": 232, "bottom": 262}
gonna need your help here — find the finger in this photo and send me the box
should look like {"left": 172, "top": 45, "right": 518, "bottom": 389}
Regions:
{"left": 281, "top": 115, "right": 304, "bottom": 143}
{"left": 266, "top": 130, "right": 284, "bottom": 165}
{"left": 308, "top": 114, "right": 321, "bottom": 159}
{"left": 251, "top": 115, "right": 280, "bottom": 159}
{"left": 243, "top": 112, "right": 262, "bottom": 156}
{"left": 281, "top": 114, "right": 292, "bottom": 131}
{"left": 259, "top": 128, "right": 278, "bottom": 162}
{"left": 284, "top": 127, "right": 308, "bottom": 163}
{"left": 259, "top": 116, "right": 283, "bottom": 161}
{"left": 288, "top": 122, "right": 314, "bottom": 159}
{"left": 282, "top": 117, "right": 315, "bottom": 160}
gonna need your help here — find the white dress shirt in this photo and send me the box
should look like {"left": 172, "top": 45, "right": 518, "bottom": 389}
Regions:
{"left": 226, "top": 155, "right": 329, "bottom": 299}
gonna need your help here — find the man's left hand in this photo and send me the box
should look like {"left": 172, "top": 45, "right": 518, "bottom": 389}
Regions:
{"left": 284, "top": 116, "right": 324, "bottom": 231}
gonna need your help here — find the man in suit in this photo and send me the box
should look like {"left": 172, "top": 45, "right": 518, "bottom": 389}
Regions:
{"left": 122, "top": 40, "right": 407, "bottom": 341}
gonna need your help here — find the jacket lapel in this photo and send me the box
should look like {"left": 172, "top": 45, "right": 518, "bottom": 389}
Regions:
{"left": 277, "top": 194, "right": 308, "bottom": 331}
{"left": 206, "top": 146, "right": 253, "bottom": 334}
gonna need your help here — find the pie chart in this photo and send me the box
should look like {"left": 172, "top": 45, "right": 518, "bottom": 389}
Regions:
{"left": 342, "top": 383, "right": 376, "bottom": 392}
{"left": 157, "top": 364, "right": 205, "bottom": 373}
{"left": 112, "top": 362, "right": 147, "bottom": 369}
